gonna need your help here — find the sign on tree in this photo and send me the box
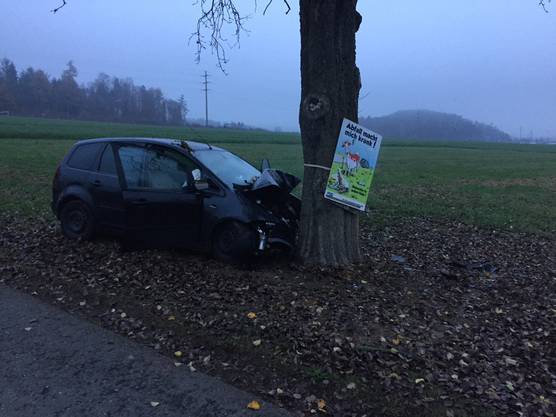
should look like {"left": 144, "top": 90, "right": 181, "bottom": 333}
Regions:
{"left": 324, "top": 119, "right": 383, "bottom": 211}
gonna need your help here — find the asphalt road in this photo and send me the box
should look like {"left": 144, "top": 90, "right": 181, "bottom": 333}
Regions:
{"left": 0, "top": 286, "right": 291, "bottom": 417}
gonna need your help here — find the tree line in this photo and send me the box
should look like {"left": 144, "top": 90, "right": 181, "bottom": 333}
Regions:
{"left": 0, "top": 58, "right": 188, "bottom": 125}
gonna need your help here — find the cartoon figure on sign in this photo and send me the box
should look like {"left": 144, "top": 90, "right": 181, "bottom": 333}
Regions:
{"left": 341, "top": 141, "right": 352, "bottom": 171}
{"left": 345, "top": 152, "right": 361, "bottom": 176}
{"left": 329, "top": 169, "right": 350, "bottom": 193}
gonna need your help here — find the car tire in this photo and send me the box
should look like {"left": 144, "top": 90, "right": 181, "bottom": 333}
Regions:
{"left": 60, "top": 200, "right": 96, "bottom": 241}
{"left": 212, "top": 221, "right": 257, "bottom": 263}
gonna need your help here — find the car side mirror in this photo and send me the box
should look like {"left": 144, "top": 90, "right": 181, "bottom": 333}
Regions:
{"left": 261, "top": 158, "right": 271, "bottom": 171}
{"left": 190, "top": 169, "right": 210, "bottom": 191}
{"left": 194, "top": 179, "right": 210, "bottom": 191}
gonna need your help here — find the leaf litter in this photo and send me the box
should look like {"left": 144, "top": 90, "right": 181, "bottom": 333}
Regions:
{"left": 1, "top": 215, "right": 555, "bottom": 417}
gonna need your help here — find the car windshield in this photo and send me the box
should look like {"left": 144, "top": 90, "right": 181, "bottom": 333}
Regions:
{"left": 193, "top": 149, "right": 260, "bottom": 187}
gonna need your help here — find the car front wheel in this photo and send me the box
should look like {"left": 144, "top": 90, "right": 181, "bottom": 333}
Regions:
{"left": 212, "top": 221, "right": 257, "bottom": 262}
{"left": 60, "top": 200, "right": 95, "bottom": 241}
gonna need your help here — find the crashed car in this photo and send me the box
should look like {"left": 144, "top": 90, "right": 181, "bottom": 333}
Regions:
{"left": 51, "top": 137, "right": 301, "bottom": 261}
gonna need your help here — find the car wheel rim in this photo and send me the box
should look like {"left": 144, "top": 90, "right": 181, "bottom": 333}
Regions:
{"left": 67, "top": 210, "right": 86, "bottom": 234}
{"left": 218, "top": 228, "right": 237, "bottom": 254}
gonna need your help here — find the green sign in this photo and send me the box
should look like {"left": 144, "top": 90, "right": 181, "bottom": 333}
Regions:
{"left": 324, "top": 118, "right": 383, "bottom": 211}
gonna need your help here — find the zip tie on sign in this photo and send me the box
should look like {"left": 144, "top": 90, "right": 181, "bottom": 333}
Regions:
{"left": 304, "top": 163, "right": 331, "bottom": 171}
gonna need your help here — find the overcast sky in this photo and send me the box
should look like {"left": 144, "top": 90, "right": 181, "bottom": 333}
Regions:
{"left": 1, "top": 0, "right": 555, "bottom": 136}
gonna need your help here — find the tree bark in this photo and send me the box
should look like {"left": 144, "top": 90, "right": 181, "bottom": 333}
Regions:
{"left": 298, "top": 0, "right": 362, "bottom": 266}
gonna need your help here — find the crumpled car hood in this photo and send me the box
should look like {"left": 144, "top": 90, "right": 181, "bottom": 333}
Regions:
{"left": 235, "top": 169, "right": 301, "bottom": 201}
{"left": 250, "top": 169, "right": 300, "bottom": 193}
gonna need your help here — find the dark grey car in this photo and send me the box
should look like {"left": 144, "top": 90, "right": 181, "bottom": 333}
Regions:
{"left": 51, "top": 138, "right": 300, "bottom": 261}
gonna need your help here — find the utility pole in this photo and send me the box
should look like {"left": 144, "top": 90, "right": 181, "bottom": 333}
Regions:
{"left": 202, "top": 71, "right": 210, "bottom": 128}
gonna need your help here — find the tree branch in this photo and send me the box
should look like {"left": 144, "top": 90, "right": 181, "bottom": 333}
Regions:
{"left": 263, "top": 0, "right": 291, "bottom": 16}
{"left": 191, "top": 0, "right": 291, "bottom": 72}
{"left": 51, "top": 0, "right": 67, "bottom": 14}
{"left": 190, "top": 0, "right": 247, "bottom": 73}
{"left": 539, "top": 0, "right": 551, "bottom": 12}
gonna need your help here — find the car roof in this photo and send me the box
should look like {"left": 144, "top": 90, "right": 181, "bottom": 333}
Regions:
{"left": 75, "top": 137, "right": 224, "bottom": 152}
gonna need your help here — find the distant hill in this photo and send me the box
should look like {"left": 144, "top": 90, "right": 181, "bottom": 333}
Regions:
{"left": 359, "top": 110, "right": 511, "bottom": 142}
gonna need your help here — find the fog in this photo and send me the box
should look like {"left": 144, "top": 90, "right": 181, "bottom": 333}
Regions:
{"left": 1, "top": 0, "right": 555, "bottom": 136}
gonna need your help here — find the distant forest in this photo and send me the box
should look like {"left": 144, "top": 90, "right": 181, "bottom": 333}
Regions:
{"left": 0, "top": 58, "right": 187, "bottom": 125}
{"left": 360, "top": 110, "right": 511, "bottom": 142}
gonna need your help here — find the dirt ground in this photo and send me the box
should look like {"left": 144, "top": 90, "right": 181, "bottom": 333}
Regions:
{"left": 1, "top": 216, "right": 554, "bottom": 417}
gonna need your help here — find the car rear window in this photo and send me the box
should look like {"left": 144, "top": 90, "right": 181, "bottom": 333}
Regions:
{"left": 67, "top": 143, "right": 103, "bottom": 171}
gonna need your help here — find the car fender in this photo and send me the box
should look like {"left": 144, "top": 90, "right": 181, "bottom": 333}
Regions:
{"left": 205, "top": 216, "right": 252, "bottom": 249}
{"left": 55, "top": 184, "right": 94, "bottom": 217}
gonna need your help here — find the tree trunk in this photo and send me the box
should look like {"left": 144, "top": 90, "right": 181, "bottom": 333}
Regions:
{"left": 298, "top": 0, "right": 362, "bottom": 266}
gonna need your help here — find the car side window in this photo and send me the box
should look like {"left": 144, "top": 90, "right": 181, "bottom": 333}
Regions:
{"left": 99, "top": 144, "right": 117, "bottom": 176}
{"left": 67, "top": 143, "right": 104, "bottom": 171}
{"left": 118, "top": 145, "right": 147, "bottom": 188}
{"left": 143, "top": 147, "right": 198, "bottom": 190}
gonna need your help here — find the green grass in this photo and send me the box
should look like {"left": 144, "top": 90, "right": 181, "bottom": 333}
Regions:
{"left": 1, "top": 116, "right": 555, "bottom": 235}
{"left": 0, "top": 116, "right": 299, "bottom": 144}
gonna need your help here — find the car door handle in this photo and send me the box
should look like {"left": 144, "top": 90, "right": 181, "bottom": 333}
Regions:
{"left": 92, "top": 180, "right": 102, "bottom": 187}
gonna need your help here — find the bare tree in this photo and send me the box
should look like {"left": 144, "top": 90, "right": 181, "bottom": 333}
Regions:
{"left": 194, "top": 0, "right": 363, "bottom": 265}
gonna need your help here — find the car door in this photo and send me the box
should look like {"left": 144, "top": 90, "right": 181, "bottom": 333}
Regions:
{"left": 116, "top": 143, "right": 203, "bottom": 248}
{"left": 90, "top": 143, "right": 125, "bottom": 231}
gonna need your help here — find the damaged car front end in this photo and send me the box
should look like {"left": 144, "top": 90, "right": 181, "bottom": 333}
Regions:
{"left": 187, "top": 143, "right": 301, "bottom": 261}
{"left": 235, "top": 169, "right": 301, "bottom": 253}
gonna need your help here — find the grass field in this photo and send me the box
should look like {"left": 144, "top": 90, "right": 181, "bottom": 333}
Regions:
{"left": 1, "top": 116, "right": 555, "bottom": 235}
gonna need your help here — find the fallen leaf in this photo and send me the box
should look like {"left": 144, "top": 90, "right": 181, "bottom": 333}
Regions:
{"left": 150, "top": 401, "right": 160, "bottom": 407}
{"left": 317, "top": 399, "right": 327, "bottom": 412}
{"left": 174, "top": 351, "right": 183, "bottom": 358}
{"left": 347, "top": 382, "right": 356, "bottom": 390}
{"left": 247, "top": 312, "right": 257, "bottom": 319}
{"left": 252, "top": 339, "right": 262, "bottom": 346}
{"left": 392, "top": 335, "right": 401, "bottom": 345}
{"left": 24, "top": 327, "right": 32, "bottom": 331}
{"left": 504, "top": 357, "right": 518, "bottom": 366}
{"left": 415, "top": 378, "right": 425, "bottom": 384}
{"left": 247, "top": 400, "right": 261, "bottom": 410}
{"left": 167, "top": 315, "right": 176, "bottom": 321}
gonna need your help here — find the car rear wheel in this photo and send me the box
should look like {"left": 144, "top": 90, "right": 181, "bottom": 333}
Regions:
{"left": 212, "top": 221, "right": 257, "bottom": 262}
{"left": 60, "top": 200, "right": 95, "bottom": 241}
